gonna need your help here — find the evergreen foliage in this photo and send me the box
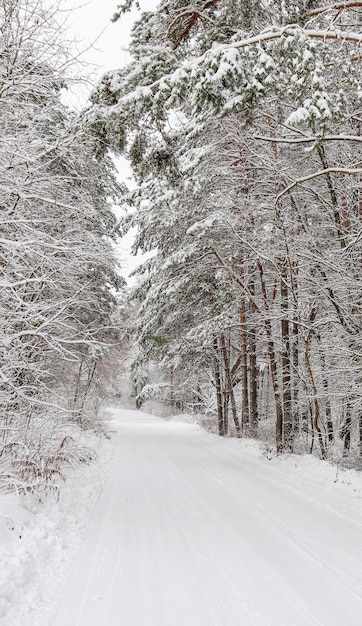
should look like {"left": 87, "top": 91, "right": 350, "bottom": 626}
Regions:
{"left": 92, "top": 0, "right": 362, "bottom": 464}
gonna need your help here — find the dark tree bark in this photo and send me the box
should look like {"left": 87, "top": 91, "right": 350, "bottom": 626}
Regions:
{"left": 343, "top": 402, "right": 352, "bottom": 455}
{"left": 258, "top": 261, "right": 283, "bottom": 452}
{"left": 280, "top": 261, "right": 293, "bottom": 450}
{"left": 248, "top": 274, "right": 258, "bottom": 437}
{"left": 239, "top": 256, "right": 249, "bottom": 431}
{"left": 213, "top": 338, "right": 225, "bottom": 436}
{"left": 221, "top": 334, "right": 241, "bottom": 437}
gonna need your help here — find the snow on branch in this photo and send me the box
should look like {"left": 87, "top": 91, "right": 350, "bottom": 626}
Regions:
{"left": 306, "top": 1, "right": 362, "bottom": 18}
{"left": 276, "top": 167, "right": 362, "bottom": 203}
{"left": 231, "top": 27, "right": 362, "bottom": 50}
{"left": 169, "top": 0, "right": 221, "bottom": 49}
{"left": 254, "top": 134, "right": 362, "bottom": 145}
{"left": 116, "top": 25, "right": 362, "bottom": 114}
{"left": 167, "top": 9, "right": 215, "bottom": 35}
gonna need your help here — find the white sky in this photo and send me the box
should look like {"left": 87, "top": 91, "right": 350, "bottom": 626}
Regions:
{"left": 62, "top": 0, "right": 159, "bottom": 281}
{"left": 63, "top": 0, "right": 158, "bottom": 108}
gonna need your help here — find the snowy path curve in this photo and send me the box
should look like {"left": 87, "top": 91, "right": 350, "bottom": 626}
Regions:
{"left": 52, "top": 409, "right": 362, "bottom": 626}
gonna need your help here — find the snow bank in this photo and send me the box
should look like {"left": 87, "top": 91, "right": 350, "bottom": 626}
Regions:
{"left": 0, "top": 496, "right": 31, "bottom": 545}
{"left": 172, "top": 411, "right": 362, "bottom": 502}
{"left": 0, "top": 427, "right": 114, "bottom": 626}
{"left": 214, "top": 431, "right": 362, "bottom": 514}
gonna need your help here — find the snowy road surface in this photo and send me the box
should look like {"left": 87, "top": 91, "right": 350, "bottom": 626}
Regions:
{"left": 52, "top": 409, "right": 362, "bottom": 626}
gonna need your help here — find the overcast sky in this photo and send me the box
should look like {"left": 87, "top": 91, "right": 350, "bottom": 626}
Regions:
{"left": 62, "top": 0, "right": 159, "bottom": 280}
{"left": 63, "top": 0, "right": 158, "bottom": 108}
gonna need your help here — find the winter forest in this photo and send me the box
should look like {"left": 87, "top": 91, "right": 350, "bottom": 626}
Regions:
{"left": 4, "top": 1, "right": 362, "bottom": 624}
{"left": 2, "top": 0, "right": 362, "bottom": 500}
{"left": 97, "top": 0, "right": 362, "bottom": 465}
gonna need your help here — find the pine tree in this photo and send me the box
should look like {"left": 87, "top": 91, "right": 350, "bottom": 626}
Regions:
{"left": 89, "top": 0, "right": 362, "bottom": 462}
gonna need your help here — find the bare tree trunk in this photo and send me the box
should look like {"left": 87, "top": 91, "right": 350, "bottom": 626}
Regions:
{"left": 221, "top": 334, "right": 241, "bottom": 437}
{"left": 213, "top": 338, "right": 224, "bottom": 436}
{"left": 170, "top": 365, "right": 174, "bottom": 407}
{"left": 291, "top": 315, "right": 300, "bottom": 435}
{"left": 290, "top": 260, "right": 300, "bottom": 440}
{"left": 304, "top": 330, "right": 326, "bottom": 460}
{"left": 325, "top": 387, "right": 333, "bottom": 444}
{"left": 72, "top": 359, "right": 84, "bottom": 412}
{"left": 223, "top": 386, "right": 229, "bottom": 435}
{"left": 239, "top": 267, "right": 249, "bottom": 431}
{"left": 258, "top": 261, "right": 283, "bottom": 452}
{"left": 79, "top": 360, "right": 98, "bottom": 415}
{"left": 343, "top": 401, "right": 352, "bottom": 456}
{"left": 248, "top": 275, "right": 258, "bottom": 437}
{"left": 280, "top": 261, "right": 293, "bottom": 450}
{"left": 320, "top": 352, "right": 334, "bottom": 443}
{"left": 316, "top": 143, "right": 346, "bottom": 249}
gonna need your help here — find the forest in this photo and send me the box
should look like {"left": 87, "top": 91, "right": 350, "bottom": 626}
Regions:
{"left": 0, "top": 0, "right": 125, "bottom": 499}
{"left": 2, "top": 0, "right": 362, "bottom": 503}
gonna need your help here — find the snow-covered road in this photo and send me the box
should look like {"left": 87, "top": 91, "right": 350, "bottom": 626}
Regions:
{"left": 52, "top": 409, "right": 362, "bottom": 626}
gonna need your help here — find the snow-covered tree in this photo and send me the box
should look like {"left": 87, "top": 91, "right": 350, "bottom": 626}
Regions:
{"left": 89, "top": 0, "right": 362, "bottom": 462}
{"left": 0, "top": 0, "right": 125, "bottom": 496}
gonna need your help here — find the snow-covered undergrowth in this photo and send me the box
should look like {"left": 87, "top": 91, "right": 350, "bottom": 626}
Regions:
{"left": 0, "top": 419, "right": 100, "bottom": 502}
{"left": 0, "top": 416, "right": 115, "bottom": 626}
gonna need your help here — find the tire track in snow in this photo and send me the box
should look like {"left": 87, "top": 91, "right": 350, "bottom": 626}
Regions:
{"left": 154, "top": 435, "right": 324, "bottom": 626}
{"left": 192, "top": 433, "right": 362, "bottom": 623}
{"left": 195, "top": 434, "right": 362, "bottom": 590}
{"left": 51, "top": 411, "right": 362, "bottom": 626}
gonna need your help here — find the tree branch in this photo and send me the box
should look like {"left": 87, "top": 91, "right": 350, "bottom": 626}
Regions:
{"left": 172, "top": 0, "right": 221, "bottom": 49}
{"left": 276, "top": 167, "right": 362, "bottom": 203}
{"left": 254, "top": 134, "right": 362, "bottom": 145}
{"left": 232, "top": 27, "right": 362, "bottom": 50}
{"left": 307, "top": 1, "right": 362, "bottom": 18}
